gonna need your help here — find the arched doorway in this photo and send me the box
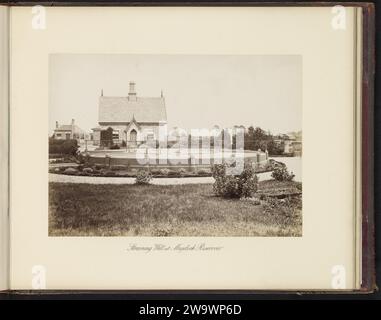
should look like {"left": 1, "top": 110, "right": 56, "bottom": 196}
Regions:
{"left": 130, "top": 129, "right": 137, "bottom": 147}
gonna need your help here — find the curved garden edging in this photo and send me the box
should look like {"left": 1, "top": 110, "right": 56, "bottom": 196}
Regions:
{"left": 49, "top": 173, "right": 215, "bottom": 185}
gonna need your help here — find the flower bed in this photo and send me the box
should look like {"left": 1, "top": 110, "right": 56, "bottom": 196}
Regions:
{"left": 49, "top": 160, "right": 281, "bottom": 178}
{"left": 49, "top": 165, "right": 211, "bottom": 178}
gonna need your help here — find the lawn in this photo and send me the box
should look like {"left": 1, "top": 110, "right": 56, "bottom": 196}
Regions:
{"left": 49, "top": 180, "right": 302, "bottom": 237}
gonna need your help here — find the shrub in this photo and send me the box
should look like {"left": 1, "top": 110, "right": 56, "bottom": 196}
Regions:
{"left": 197, "top": 168, "right": 211, "bottom": 176}
{"left": 271, "top": 165, "right": 295, "bottom": 181}
{"left": 129, "top": 169, "right": 138, "bottom": 176}
{"left": 135, "top": 170, "right": 153, "bottom": 185}
{"left": 103, "top": 170, "right": 116, "bottom": 177}
{"left": 167, "top": 170, "right": 178, "bottom": 177}
{"left": 77, "top": 152, "right": 90, "bottom": 165}
{"left": 110, "top": 165, "right": 128, "bottom": 171}
{"left": 212, "top": 163, "right": 258, "bottom": 198}
{"left": 160, "top": 168, "right": 170, "bottom": 176}
{"left": 150, "top": 169, "right": 162, "bottom": 175}
{"left": 64, "top": 167, "right": 78, "bottom": 175}
{"left": 238, "top": 165, "right": 259, "bottom": 198}
{"left": 109, "top": 144, "right": 120, "bottom": 150}
{"left": 49, "top": 138, "right": 79, "bottom": 156}
{"left": 265, "top": 162, "right": 275, "bottom": 171}
{"left": 83, "top": 167, "right": 94, "bottom": 174}
{"left": 178, "top": 168, "right": 187, "bottom": 177}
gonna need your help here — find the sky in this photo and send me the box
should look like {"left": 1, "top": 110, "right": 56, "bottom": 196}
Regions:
{"left": 49, "top": 54, "right": 302, "bottom": 135}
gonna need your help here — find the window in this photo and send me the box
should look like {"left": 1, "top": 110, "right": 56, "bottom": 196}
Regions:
{"left": 147, "top": 133, "right": 154, "bottom": 140}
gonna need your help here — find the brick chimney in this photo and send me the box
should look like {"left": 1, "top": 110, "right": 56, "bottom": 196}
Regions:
{"left": 128, "top": 81, "right": 137, "bottom": 101}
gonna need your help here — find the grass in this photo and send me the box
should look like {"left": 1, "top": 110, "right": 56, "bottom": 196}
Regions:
{"left": 49, "top": 180, "right": 302, "bottom": 237}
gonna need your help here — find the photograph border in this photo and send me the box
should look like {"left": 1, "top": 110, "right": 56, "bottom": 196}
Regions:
{"left": 0, "top": 1, "right": 376, "bottom": 297}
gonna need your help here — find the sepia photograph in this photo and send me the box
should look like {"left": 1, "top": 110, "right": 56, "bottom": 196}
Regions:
{"left": 48, "top": 54, "right": 302, "bottom": 237}
{"left": 5, "top": 4, "right": 374, "bottom": 293}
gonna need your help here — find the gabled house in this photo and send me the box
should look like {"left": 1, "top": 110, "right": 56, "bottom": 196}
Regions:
{"left": 53, "top": 119, "right": 85, "bottom": 140}
{"left": 92, "top": 82, "right": 167, "bottom": 148}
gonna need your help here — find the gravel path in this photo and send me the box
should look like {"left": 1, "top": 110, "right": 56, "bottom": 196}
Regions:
{"left": 49, "top": 173, "right": 215, "bottom": 185}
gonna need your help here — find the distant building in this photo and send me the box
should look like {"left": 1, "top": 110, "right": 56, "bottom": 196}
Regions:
{"left": 53, "top": 119, "right": 85, "bottom": 140}
{"left": 283, "top": 131, "right": 302, "bottom": 156}
{"left": 92, "top": 82, "right": 167, "bottom": 148}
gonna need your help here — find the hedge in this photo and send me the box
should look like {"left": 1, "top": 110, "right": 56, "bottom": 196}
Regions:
{"left": 49, "top": 138, "right": 79, "bottom": 156}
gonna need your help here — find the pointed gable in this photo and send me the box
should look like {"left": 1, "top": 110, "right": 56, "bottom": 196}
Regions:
{"left": 126, "top": 115, "right": 141, "bottom": 131}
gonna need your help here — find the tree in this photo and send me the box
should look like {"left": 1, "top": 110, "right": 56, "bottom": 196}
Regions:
{"left": 100, "top": 127, "right": 113, "bottom": 147}
{"left": 244, "top": 126, "right": 255, "bottom": 150}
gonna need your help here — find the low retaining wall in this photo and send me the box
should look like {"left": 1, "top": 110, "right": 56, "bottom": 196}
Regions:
{"left": 87, "top": 149, "right": 268, "bottom": 172}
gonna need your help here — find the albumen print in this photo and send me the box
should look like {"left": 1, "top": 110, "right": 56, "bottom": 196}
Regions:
{"left": 48, "top": 54, "right": 302, "bottom": 237}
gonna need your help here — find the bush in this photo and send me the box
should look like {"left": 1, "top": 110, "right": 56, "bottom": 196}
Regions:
{"left": 271, "top": 166, "right": 295, "bottom": 181}
{"left": 212, "top": 163, "right": 258, "bottom": 198}
{"left": 167, "top": 170, "right": 178, "bottom": 177}
{"left": 64, "top": 167, "right": 78, "bottom": 175}
{"left": 109, "top": 144, "right": 120, "bottom": 150}
{"left": 197, "top": 168, "right": 211, "bottom": 176}
{"left": 178, "top": 168, "right": 187, "bottom": 177}
{"left": 49, "top": 138, "right": 79, "bottom": 156}
{"left": 160, "top": 168, "right": 170, "bottom": 176}
{"left": 83, "top": 167, "right": 94, "bottom": 174}
{"left": 110, "top": 165, "right": 128, "bottom": 171}
{"left": 103, "top": 170, "right": 116, "bottom": 177}
{"left": 150, "top": 169, "right": 162, "bottom": 175}
{"left": 77, "top": 152, "right": 91, "bottom": 165}
{"left": 238, "top": 165, "right": 259, "bottom": 198}
{"left": 135, "top": 170, "right": 153, "bottom": 185}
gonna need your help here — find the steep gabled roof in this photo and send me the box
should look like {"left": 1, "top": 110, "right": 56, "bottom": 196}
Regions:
{"left": 55, "top": 125, "right": 73, "bottom": 131}
{"left": 99, "top": 96, "right": 167, "bottom": 124}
